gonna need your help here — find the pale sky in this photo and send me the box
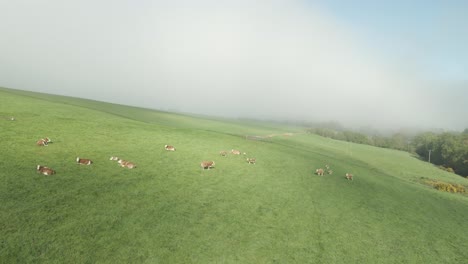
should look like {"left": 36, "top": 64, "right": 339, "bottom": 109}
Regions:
{"left": 1, "top": 0, "right": 467, "bottom": 131}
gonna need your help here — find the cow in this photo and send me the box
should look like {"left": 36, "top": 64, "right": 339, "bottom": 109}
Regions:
{"left": 219, "top": 151, "right": 228, "bottom": 156}
{"left": 118, "top": 159, "right": 136, "bottom": 169}
{"left": 165, "top": 145, "right": 176, "bottom": 151}
{"left": 315, "top": 168, "right": 324, "bottom": 176}
{"left": 200, "top": 161, "right": 215, "bottom": 170}
{"left": 36, "top": 139, "right": 48, "bottom": 146}
{"left": 345, "top": 173, "right": 353, "bottom": 180}
{"left": 231, "top": 149, "right": 241, "bottom": 155}
{"left": 246, "top": 158, "right": 256, "bottom": 164}
{"left": 109, "top": 156, "right": 119, "bottom": 161}
{"left": 76, "top": 157, "right": 93, "bottom": 165}
{"left": 36, "top": 138, "right": 51, "bottom": 146}
{"left": 36, "top": 165, "right": 55, "bottom": 175}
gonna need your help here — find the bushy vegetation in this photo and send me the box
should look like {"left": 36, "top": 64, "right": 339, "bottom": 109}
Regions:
{"left": 438, "top": 166, "right": 455, "bottom": 173}
{"left": 1, "top": 87, "right": 468, "bottom": 263}
{"left": 426, "top": 180, "right": 466, "bottom": 193}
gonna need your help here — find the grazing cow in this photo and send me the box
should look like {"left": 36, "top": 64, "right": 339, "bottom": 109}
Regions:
{"left": 246, "top": 158, "right": 256, "bottom": 164}
{"left": 345, "top": 173, "right": 353, "bottom": 180}
{"left": 316, "top": 168, "right": 324, "bottom": 176}
{"left": 165, "top": 145, "right": 176, "bottom": 151}
{"left": 219, "top": 151, "right": 228, "bottom": 156}
{"left": 231, "top": 149, "right": 241, "bottom": 155}
{"left": 327, "top": 170, "right": 333, "bottom": 175}
{"left": 109, "top": 156, "right": 119, "bottom": 161}
{"left": 36, "top": 165, "right": 55, "bottom": 175}
{"left": 76, "top": 157, "right": 93, "bottom": 165}
{"left": 118, "top": 159, "right": 136, "bottom": 169}
{"left": 200, "top": 161, "right": 215, "bottom": 170}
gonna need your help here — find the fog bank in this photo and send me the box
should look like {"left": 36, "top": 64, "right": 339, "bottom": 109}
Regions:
{"left": 1, "top": 0, "right": 466, "bottom": 131}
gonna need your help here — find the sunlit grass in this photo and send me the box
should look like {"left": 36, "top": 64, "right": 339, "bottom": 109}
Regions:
{"left": 1, "top": 87, "right": 467, "bottom": 263}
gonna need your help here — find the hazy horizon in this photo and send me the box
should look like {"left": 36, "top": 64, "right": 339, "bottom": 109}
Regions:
{"left": 1, "top": 0, "right": 467, "bottom": 131}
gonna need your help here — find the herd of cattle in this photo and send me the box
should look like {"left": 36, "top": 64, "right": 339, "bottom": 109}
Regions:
{"left": 201, "top": 149, "right": 253, "bottom": 169}
{"left": 315, "top": 165, "right": 332, "bottom": 176}
{"left": 315, "top": 164, "right": 353, "bottom": 180}
{"left": 34, "top": 139, "right": 254, "bottom": 174}
{"left": 35, "top": 137, "right": 149, "bottom": 175}
{"left": 35, "top": 137, "right": 354, "bottom": 180}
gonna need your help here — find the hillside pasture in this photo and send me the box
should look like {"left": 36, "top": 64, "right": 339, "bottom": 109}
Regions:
{"left": 1, "top": 88, "right": 467, "bottom": 263}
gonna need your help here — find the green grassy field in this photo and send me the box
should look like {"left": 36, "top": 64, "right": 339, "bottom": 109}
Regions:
{"left": 1, "top": 87, "right": 467, "bottom": 263}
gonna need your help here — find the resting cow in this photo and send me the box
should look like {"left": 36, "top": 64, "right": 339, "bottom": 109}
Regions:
{"left": 37, "top": 165, "right": 55, "bottom": 175}
{"left": 36, "top": 138, "right": 51, "bottom": 146}
{"left": 246, "top": 158, "right": 256, "bottom": 164}
{"left": 76, "top": 157, "right": 93, "bottom": 165}
{"left": 118, "top": 159, "right": 136, "bottom": 169}
{"left": 165, "top": 145, "right": 176, "bottom": 151}
{"left": 231, "top": 149, "right": 241, "bottom": 155}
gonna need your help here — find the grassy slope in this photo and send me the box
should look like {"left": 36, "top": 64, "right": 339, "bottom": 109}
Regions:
{"left": 0, "top": 87, "right": 298, "bottom": 137}
{"left": 1, "top": 88, "right": 467, "bottom": 263}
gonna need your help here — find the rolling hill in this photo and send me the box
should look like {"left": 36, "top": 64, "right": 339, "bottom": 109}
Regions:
{"left": 1, "top": 87, "right": 467, "bottom": 263}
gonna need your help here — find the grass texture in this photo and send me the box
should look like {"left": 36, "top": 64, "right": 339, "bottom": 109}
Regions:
{"left": 1, "top": 87, "right": 467, "bottom": 263}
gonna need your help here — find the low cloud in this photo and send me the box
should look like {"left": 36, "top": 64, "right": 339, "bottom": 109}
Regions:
{"left": 0, "top": 0, "right": 465, "bottom": 131}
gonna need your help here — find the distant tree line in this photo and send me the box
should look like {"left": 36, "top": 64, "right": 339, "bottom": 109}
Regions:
{"left": 306, "top": 127, "right": 468, "bottom": 177}
{"left": 412, "top": 130, "right": 468, "bottom": 176}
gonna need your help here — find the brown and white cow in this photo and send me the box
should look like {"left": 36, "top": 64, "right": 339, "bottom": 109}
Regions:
{"left": 165, "top": 145, "right": 176, "bottom": 151}
{"left": 118, "top": 159, "right": 136, "bottom": 169}
{"left": 231, "top": 149, "right": 241, "bottom": 155}
{"left": 315, "top": 168, "right": 324, "bottom": 176}
{"left": 37, "top": 165, "right": 56, "bottom": 175}
{"left": 200, "top": 161, "right": 215, "bottom": 170}
{"left": 76, "top": 157, "right": 93, "bottom": 165}
{"left": 345, "top": 173, "right": 353, "bottom": 180}
{"left": 36, "top": 137, "right": 51, "bottom": 146}
{"left": 246, "top": 158, "right": 256, "bottom": 164}
{"left": 36, "top": 139, "right": 47, "bottom": 146}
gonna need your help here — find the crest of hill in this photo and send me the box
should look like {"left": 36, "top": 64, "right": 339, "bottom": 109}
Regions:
{"left": 0, "top": 87, "right": 300, "bottom": 137}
